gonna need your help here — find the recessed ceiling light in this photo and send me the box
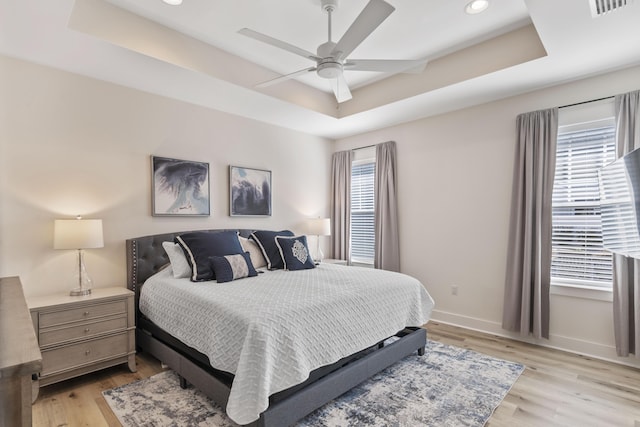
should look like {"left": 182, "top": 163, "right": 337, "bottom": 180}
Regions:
{"left": 162, "top": 0, "right": 182, "bottom": 5}
{"left": 465, "top": 0, "right": 489, "bottom": 14}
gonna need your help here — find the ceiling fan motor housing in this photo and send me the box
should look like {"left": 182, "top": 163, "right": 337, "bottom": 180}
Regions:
{"left": 316, "top": 41, "right": 343, "bottom": 79}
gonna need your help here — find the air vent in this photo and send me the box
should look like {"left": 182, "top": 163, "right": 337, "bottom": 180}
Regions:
{"left": 590, "top": 0, "right": 633, "bottom": 17}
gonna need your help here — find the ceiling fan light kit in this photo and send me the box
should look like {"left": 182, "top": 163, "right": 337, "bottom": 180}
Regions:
{"left": 239, "top": 0, "right": 428, "bottom": 103}
{"left": 317, "top": 61, "right": 343, "bottom": 79}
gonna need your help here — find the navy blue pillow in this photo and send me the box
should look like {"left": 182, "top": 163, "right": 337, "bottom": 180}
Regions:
{"left": 250, "top": 230, "right": 294, "bottom": 270}
{"left": 275, "top": 235, "right": 316, "bottom": 271}
{"left": 210, "top": 252, "right": 258, "bottom": 283}
{"left": 175, "top": 231, "right": 244, "bottom": 281}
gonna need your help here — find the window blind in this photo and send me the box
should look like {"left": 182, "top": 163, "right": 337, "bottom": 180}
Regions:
{"left": 551, "top": 125, "right": 616, "bottom": 287}
{"left": 351, "top": 161, "right": 375, "bottom": 263}
{"left": 599, "top": 151, "right": 640, "bottom": 257}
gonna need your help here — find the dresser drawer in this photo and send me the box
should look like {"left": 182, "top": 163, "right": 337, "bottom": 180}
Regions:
{"left": 39, "top": 300, "right": 126, "bottom": 328}
{"left": 39, "top": 317, "right": 127, "bottom": 347}
{"left": 41, "top": 333, "right": 129, "bottom": 377}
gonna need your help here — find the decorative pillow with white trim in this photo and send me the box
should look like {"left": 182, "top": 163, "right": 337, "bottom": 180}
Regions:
{"left": 249, "top": 230, "right": 294, "bottom": 270}
{"left": 275, "top": 235, "right": 316, "bottom": 271}
{"left": 239, "top": 236, "right": 267, "bottom": 269}
{"left": 175, "top": 231, "right": 244, "bottom": 281}
{"left": 209, "top": 252, "right": 258, "bottom": 283}
{"left": 162, "top": 241, "right": 191, "bottom": 279}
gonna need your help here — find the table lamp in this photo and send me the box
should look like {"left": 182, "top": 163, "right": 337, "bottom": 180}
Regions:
{"left": 307, "top": 218, "right": 331, "bottom": 263}
{"left": 54, "top": 216, "right": 104, "bottom": 296}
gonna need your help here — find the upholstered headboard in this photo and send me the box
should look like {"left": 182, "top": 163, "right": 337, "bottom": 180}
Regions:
{"left": 125, "top": 229, "right": 256, "bottom": 296}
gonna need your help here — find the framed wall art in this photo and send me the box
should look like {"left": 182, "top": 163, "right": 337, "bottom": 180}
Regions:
{"left": 229, "top": 166, "right": 272, "bottom": 217}
{"left": 151, "top": 156, "right": 210, "bottom": 216}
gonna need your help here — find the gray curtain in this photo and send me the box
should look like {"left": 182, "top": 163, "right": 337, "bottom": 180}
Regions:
{"left": 374, "top": 141, "right": 400, "bottom": 272}
{"left": 502, "top": 108, "right": 558, "bottom": 339}
{"left": 613, "top": 90, "right": 640, "bottom": 358}
{"left": 331, "top": 150, "right": 353, "bottom": 262}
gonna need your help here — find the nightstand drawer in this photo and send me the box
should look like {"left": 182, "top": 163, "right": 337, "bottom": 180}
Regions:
{"left": 39, "top": 317, "right": 128, "bottom": 347}
{"left": 39, "top": 300, "right": 126, "bottom": 328}
{"left": 41, "top": 332, "right": 129, "bottom": 377}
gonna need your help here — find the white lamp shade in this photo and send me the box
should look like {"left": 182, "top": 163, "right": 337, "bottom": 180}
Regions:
{"left": 54, "top": 219, "right": 104, "bottom": 249}
{"left": 307, "top": 218, "right": 331, "bottom": 236}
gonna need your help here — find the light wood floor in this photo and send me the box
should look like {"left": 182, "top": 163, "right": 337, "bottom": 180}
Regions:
{"left": 32, "top": 321, "right": 640, "bottom": 427}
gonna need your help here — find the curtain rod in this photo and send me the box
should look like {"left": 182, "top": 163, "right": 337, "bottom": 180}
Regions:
{"left": 559, "top": 96, "right": 614, "bottom": 109}
{"left": 352, "top": 144, "right": 376, "bottom": 151}
{"left": 352, "top": 140, "right": 394, "bottom": 151}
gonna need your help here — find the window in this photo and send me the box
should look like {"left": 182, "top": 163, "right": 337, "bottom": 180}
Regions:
{"left": 351, "top": 159, "right": 375, "bottom": 264}
{"left": 551, "top": 106, "right": 616, "bottom": 289}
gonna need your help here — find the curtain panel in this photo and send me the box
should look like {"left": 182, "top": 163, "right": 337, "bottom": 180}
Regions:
{"left": 374, "top": 141, "right": 400, "bottom": 272}
{"left": 502, "top": 108, "right": 558, "bottom": 339}
{"left": 330, "top": 150, "right": 353, "bottom": 263}
{"left": 613, "top": 90, "right": 640, "bottom": 358}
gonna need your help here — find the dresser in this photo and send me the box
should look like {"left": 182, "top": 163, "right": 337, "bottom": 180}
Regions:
{"left": 0, "top": 276, "right": 42, "bottom": 427}
{"left": 27, "top": 287, "right": 136, "bottom": 392}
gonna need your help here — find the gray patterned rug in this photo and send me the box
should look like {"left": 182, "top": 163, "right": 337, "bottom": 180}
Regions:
{"left": 103, "top": 341, "right": 524, "bottom": 427}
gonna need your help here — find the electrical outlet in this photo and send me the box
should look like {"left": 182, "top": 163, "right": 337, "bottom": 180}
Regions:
{"left": 451, "top": 285, "right": 458, "bottom": 296}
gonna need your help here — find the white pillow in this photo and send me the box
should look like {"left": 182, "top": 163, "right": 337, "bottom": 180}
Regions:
{"left": 239, "top": 236, "right": 267, "bottom": 269}
{"left": 162, "top": 241, "right": 191, "bottom": 279}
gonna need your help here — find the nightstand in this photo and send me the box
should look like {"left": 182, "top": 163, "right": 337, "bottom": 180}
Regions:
{"left": 27, "top": 287, "right": 136, "bottom": 393}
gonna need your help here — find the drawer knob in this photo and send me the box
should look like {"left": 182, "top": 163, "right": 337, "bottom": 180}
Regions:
{"left": 85, "top": 350, "right": 91, "bottom": 356}
{"left": 84, "top": 328, "right": 91, "bottom": 333}
{"left": 83, "top": 311, "right": 90, "bottom": 316}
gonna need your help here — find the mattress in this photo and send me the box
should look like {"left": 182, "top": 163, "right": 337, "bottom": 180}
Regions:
{"left": 139, "top": 263, "right": 434, "bottom": 425}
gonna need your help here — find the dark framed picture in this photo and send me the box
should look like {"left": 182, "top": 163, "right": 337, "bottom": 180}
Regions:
{"left": 229, "top": 166, "right": 272, "bottom": 217}
{"left": 151, "top": 156, "right": 210, "bottom": 216}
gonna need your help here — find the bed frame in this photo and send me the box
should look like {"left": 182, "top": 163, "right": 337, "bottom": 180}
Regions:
{"left": 126, "top": 229, "right": 427, "bottom": 427}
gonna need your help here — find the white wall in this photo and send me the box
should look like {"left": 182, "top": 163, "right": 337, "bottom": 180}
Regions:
{"left": 335, "top": 65, "right": 640, "bottom": 368}
{"left": 3, "top": 53, "right": 639, "bottom": 367}
{"left": 0, "top": 56, "right": 332, "bottom": 298}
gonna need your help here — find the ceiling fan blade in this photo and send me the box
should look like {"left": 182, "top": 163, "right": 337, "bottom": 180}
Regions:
{"left": 331, "top": 0, "right": 395, "bottom": 61}
{"left": 255, "top": 67, "right": 317, "bottom": 88}
{"left": 330, "top": 74, "right": 352, "bottom": 103}
{"left": 344, "top": 59, "right": 428, "bottom": 73}
{"left": 238, "top": 28, "right": 321, "bottom": 62}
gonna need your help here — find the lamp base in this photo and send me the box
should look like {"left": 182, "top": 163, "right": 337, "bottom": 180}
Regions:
{"left": 316, "top": 238, "right": 324, "bottom": 264}
{"left": 70, "top": 249, "right": 93, "bottom": 296}
{"left": 70, "top": 287, "right": 92, "bottom": 296}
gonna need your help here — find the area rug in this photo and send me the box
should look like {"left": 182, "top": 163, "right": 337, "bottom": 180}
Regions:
{"left": 103, "top": 341, "right": 524, "bottom": 427}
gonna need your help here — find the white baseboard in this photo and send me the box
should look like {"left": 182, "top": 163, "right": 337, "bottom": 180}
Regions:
{"left": 429, "top": 309, "right": 640, "bottom": 369}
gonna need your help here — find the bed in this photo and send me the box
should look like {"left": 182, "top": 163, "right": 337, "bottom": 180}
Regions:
{"left": 126, "top": 229, "right": 434, "bottom": 426}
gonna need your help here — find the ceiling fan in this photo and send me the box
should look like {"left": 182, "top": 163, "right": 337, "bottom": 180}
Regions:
{"left": 238, "top": 0, "right": 428, "bottom": 103}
